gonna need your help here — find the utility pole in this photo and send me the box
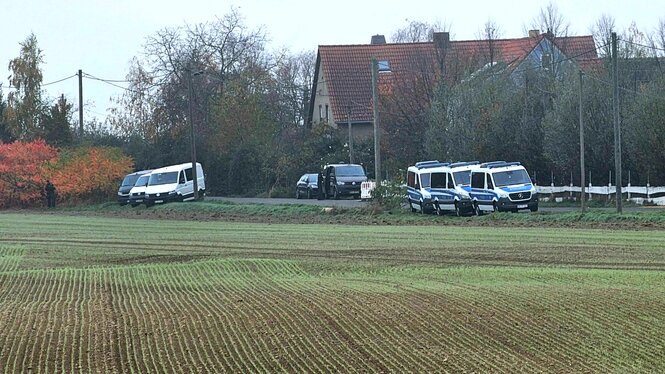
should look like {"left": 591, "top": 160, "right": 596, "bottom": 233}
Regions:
{"left": 612, "top": 32, "right": 622, "bottom": 213}
{"left": 78, "top": 69, "right": 83, "bottom": 140}
{"left": 347, "top": 105, "right": 354, "bottom": 163}
{"left": 371, "top": 59, "right": 381, "bottom": 184}
{"left": 187, "top": 67, "right": 198, "bottom": 201}
{"left": 579, "top": 69, "right": 585, "bottom": 212}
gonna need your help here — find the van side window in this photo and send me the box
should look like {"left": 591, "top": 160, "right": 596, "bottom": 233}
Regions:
{"left": 185, "top": 167, "right": 193, "bottom": 181}
{"left": 446, "top": 173, "right": 453, "bottom": 189}
{"left": 471, "top": 173, "right": 485, "bottom": 189}
{"left": 179, "top": 171, "right": 186, "bottom": 184}
{"left": 407, "top": 171, "right": 416, "bottom": 188}
{"left": 430, "top": 173, "right": 446, "bottom": 188}
{"left": 487, "top": 174, "right": 494, "bottom": 190}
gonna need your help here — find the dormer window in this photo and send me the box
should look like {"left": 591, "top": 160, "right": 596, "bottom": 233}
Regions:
{"left": 378, "top": 60, "right": 391, "bottom": 73}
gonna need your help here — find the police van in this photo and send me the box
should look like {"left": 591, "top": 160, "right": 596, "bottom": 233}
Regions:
{"left": 406, "top": 160, "right": 475, "bottom": 216}
{"left": 466, "top": 161, "right": 538, "bottom": 215}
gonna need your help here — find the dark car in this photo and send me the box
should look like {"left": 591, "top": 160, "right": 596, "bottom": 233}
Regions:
{"left": 296, "top": 173, "right": 318, "bottom": 199}
{"left": 321, "top": 164, "right": 367, "bottom": 199}
{"left": 117, "top": 169, "right": 152, "bottom": 205}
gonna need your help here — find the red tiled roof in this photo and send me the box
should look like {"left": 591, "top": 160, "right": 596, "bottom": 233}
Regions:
{"left": 319, "top": 42, "right": 438, "bottom": 123}
{"left": 315, "top": 34, "right": 598, "bottom": 124}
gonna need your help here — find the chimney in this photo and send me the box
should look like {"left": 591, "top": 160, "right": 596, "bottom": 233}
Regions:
{"left": 528, "top": 30, "right": 540, "bottom": 38}
{"left": 433, "top": 32, "right": 450, "bottom": 49}
{"left": 371, "top": 35, "right": 386, "bottom": 44}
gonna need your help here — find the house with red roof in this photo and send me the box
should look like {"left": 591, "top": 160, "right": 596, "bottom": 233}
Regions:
{"left": 308, "top": 31, "right": 598, "bottom": 138}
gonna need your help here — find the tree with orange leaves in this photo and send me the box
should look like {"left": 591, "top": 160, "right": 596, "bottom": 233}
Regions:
{"left": 0, "top": 139, "right": 58, "bottom": 207}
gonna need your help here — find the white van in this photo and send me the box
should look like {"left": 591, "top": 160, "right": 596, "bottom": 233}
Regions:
{"left": 144, "top": 162, "right": 205, "bottom": 206}
{"left": 128, "top": 172, "right": 153, "bottom": 207}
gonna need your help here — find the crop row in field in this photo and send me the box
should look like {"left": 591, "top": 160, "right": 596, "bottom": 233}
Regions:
{"left": 0, "top": 213, "right": 663, "bottom": 372}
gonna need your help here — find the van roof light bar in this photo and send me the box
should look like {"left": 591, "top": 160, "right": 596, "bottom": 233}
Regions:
{"left": 417, "top": 162, "right": 450, "bottom": 169}
{"left": 415, "top": 160, "right": 441, "bottom": 168}
{"left": 449, "top": 161, "right": 480, "bottom": 168}
{"left": 486, "top": 161, "right": 521, "bottom": 169}
{"left": 479, "top": 161, "right": 507, "bottom": 168}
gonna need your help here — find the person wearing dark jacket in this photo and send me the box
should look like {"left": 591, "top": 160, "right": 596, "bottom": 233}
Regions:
{"left": 45, "top": 180, "right": 56, "bottom": 208}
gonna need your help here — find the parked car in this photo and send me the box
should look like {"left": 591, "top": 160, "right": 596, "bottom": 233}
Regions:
{"left": 117, "top": 169, "right": 152, "bottom": 205}
{"left": 296, "top": 173, "right": 318, "bottom": 199}
{"left": 406, "top": 160, "right": 476, "bottom": 215}
{"left": 321, "top": 164, "right": 367, "bottom": 199}
{"left": 128, "top": 172, "right": 152, "bottom": 207}
{"left": 144, "top": 162, "right": 205, "bottom": 206}
{"left": 466, "top": 161, "right": 538, "bottom": 215}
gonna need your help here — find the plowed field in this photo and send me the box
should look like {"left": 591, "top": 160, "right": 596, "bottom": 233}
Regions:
{"left": 0, "top": 212, "right": 664, "bottom": 373}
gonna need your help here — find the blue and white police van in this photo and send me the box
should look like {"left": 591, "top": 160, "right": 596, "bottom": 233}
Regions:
{"left": 406, "top": 160, "right": 475, "bottom": 216}
{"left": 466, "top": 161, "right": 538, "bottom": 215}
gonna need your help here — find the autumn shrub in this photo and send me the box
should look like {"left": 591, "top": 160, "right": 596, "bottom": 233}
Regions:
{"left": 0, "top": 140, "right": 59, "bottom": 207}
{"left": 51, "top": 147, "right": 133, "bottom": 204}
{"left": 0, "top": 141, "right": 133, "bottom": 207}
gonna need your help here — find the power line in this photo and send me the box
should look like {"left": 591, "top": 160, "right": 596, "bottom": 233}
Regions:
{"left": 0, "top": 73, "right": 77, "bottom": 90}
{"left": 43, "top": 74, "right": 78, "bottom": 86}
{"left": 621, "top": 39, "right": 665, "bottom": 53}
{"left": 584, "top": 72, "right": 665, "bottom": 102}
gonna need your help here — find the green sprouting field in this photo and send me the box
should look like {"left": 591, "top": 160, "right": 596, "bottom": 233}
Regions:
{"left": 0, "top": 212, "right": 664, "bottom": 373}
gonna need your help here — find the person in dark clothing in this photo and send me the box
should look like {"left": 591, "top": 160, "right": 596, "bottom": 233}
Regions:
{"left": 316, "top": 171, "right": 324, "bottom": 200}
{"left": 45, "top": 180, "right": 56, "bottom": 208}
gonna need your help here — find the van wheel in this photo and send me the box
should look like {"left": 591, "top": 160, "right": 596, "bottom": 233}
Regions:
{"left": 474, "top": 203, "right": 483, "bottom": 216}
{"left": 409, "top": 199, "right": 417, "bottom": 212}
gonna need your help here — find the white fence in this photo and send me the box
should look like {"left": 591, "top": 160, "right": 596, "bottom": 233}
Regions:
{"left": 361, "top": 181, "right": 665, "bottom": 205}
{"left": 536, "top": 184, "right": 665, "bottom": 205}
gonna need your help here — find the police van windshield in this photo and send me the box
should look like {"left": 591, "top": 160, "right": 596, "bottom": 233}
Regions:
{"left": 453, "top": 171, "right": 472, "bottom": 186}
{"left": 148, "top": 172, "right": 178, "bottom": 186}
{"left": 492, "top": 169, "right": 531, "bottom": 187}
{"left": 336, "top": 165, "right": 365, "bottom": 177}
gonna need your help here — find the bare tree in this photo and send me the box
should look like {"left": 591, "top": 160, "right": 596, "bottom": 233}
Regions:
{"left": 477, "top": 19, "right": 503, "bottom": 66}
{"left": 591, "top": 14, "right": 615, "bottom": 57}
{"left": 658, "top": 18, "right": 665, "bottom": 53}
{"left": 528, "top": 2, "right": 569, "bottom": 37}
{"left": 391, "top": 19, "right": 449, "bottom": 43}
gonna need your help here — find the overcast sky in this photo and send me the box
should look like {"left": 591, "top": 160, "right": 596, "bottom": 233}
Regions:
{"left": 1, "top": 0, "right": 661, "bottom": 123}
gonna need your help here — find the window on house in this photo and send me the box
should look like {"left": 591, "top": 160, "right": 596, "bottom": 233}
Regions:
{"left": 319, "top": 104, "right": 323, "bottom": 121}
{"left": 325, "top": 104, "right": 329, "bottom": 122}
{"left": 541, "top": 53, "right": 552, "bottom": 70}
{"left": 378, "top": 60, "right": 391, "bottom": 72}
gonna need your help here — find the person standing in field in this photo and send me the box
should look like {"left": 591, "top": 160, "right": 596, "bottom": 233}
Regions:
{"left": 45, "top": 180, "right": 56, "bottom": 208}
